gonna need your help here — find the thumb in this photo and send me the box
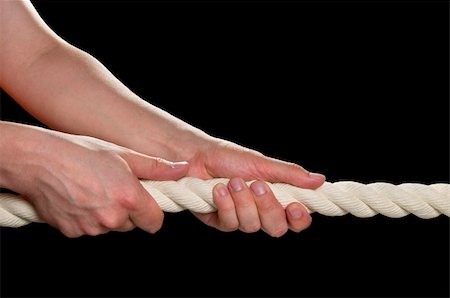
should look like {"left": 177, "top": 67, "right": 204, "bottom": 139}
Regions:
{"left": 122, "top": 151, "right": 189, "bottom": 181}
{"left": 258, "top": 156, "right": 326, "bottom": 189}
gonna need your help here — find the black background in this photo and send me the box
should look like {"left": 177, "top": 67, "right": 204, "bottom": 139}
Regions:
{"left": 0, "top": 0, "right": 448, "bottom": 297}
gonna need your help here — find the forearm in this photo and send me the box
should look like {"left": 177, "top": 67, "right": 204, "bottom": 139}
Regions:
{"left": 3, "top": 43, "right": 211, "bottom": 161}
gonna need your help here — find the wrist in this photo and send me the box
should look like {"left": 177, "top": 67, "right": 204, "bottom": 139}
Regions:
{"left": 0, "top": 122, "right": 26, "bottom": 190}
{"left": 126, "top": 115, "right": 215, "bottom": 162}
{"left": 0, "top": 122, "right": 51, "bottom": 193}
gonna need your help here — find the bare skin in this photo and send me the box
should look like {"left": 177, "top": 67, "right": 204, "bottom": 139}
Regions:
{"left": 0, "top": 1, "right": 325, "bottom": 237}
{"left": 0, "top": 122, "right": 189, "bottom": 237}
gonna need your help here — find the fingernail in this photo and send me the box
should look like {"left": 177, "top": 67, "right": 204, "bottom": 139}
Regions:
{"left": 229, "top": 178, "right": 244, "bottom": 192}
{"left": 250, "top": 181, "right": 267, "bottom": 197}
{"left": 170, "top": 161, "right": 189, "bottom": 169}
{"left": 309, "top": 172, "right": 325, "bottom": 180}
{"left": 289, "top": 207, "right": 303, "bottom": 219}
{"left": 216, "top": 184, "right": 229, "bottom": 197}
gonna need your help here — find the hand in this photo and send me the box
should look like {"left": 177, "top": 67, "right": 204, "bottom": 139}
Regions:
{"left": 0, "top": 0, "right": 322, "bottom": 237}
{"left": 3, "top": 124, "right": 188, "bottom": 237}
{"left": 179, "top": 139, "right": 325, "bottom": 237}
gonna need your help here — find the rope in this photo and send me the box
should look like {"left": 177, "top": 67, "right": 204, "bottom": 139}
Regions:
{"left": 0, "top": 177, "right": 449, "bottom": 227}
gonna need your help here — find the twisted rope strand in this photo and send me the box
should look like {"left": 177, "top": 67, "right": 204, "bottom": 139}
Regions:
{"left": 1, "top": 178, "right": 449, "bottom": 227}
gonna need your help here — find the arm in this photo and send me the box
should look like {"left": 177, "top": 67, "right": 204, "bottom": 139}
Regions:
{"left": 0, "top": 0, "right": 204, "bottom": 162}
{"left": 1, "top": 0, "right": 325, "bottom": 237}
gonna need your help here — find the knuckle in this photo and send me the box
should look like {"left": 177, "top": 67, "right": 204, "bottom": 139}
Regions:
{"left": 141, "top": 209, "right": 164, "bottom": 234}
{"left": 84, "top": 231, "right": 99, "bottom": 237}
{"left": 55, "top": 222, "right": 82, "bottom": 238}
{"left": 258, "top": 198, "right": 280, "bottom": 212}
{"left": 148, "top": 218, "right": 163, "bottom": 234}
{"left": 223, "top": 220, "right": 239, "bottom": 231}
{"left": 118, "top": 222, "right": 135, "bottom": 232}
{"left": 98, "top": 213, "right": 125, "bottom": 229}
{"left": 234, "top": 197, "right": 254, "bottom": 209}
{"left": 219, "top": 204, "right": 236, "bottom": 215}
{"left": 117, "top": 189, "right": 140, "bottom": 210}
{"left": 269, "top": 224, "right": 289, "bottom": 238}
{"left": 63, "top": 229, "right": 82, "bottom": 238}
{"left": 287, "top": 162, "right": 306, "bottom": 172}
{"left": 103, "top": 150, "right": 125, "bottom": 161}
{"left": 241, "top": 223, "right": 260, "bottom": 233}
{"left": 292, "top": 215, "right": 313, "bottom": 233}
{"left": 135, "top": 203, "right": 165, "bottom": 234}
{"left": 82, "top": 225, "right": 105, "bottom": 236}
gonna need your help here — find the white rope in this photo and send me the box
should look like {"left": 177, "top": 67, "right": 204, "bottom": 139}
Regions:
{"left": 0, "top": 177, "right": 449, "bottom": 227}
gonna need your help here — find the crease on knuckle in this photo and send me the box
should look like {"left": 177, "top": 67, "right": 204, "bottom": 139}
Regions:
{"left": 82, "top": 225, "right": 105, "bottom": 236}
{"left": 117, "top": 189, "right": 139, "bottom": 211}
{"left": 148, "top": 219, "right": 163, "bottom": 234}
{"left": 98, "top": 212, "right": 124, "bottom": 229}
{"left": 269, "top": 224, "right": 289, "bottom": 238}
{"left": 63, "top": 230, "right": 82, "bottom": 238}
{"left": 258, "top": 199, "right": 280, "bottom": 213}
{"left": 241, "top": 223, "right": 260, "bottom": 233}
{"left": 223, "top": 220, "right": 239, "bottom": 231}
{"left": 219, "top": 204, "right": 236, "bottom": 215}
{"left": 235, "top": 199, "right": 254, "bottom": 209}
{"left": 56, "top": 223, "right": 81, "bottom": 238}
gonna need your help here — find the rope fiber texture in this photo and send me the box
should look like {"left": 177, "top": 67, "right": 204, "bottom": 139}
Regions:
{"left": 1, "top": 177, "right": 449, "bottom": 227}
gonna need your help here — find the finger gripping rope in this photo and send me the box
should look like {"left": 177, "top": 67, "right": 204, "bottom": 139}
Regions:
{"left": 0, "top": 178, "right": 449, "bottom": 227}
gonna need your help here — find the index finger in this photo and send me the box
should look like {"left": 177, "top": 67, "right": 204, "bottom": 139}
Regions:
{"left": 129, "top": 182, "right": 164, "bottom": 233}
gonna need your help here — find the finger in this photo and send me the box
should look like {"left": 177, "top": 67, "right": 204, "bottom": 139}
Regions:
{"left": 113, "top": 219, "right": 135, "bottom": 232}
{"left": 129, "top": 182, "right": 164, "bottom": 233}
{"left": 250, "top": 180, "right": 288, "bottom": 237}
{"left": 192, "top": 183, "right": 240, "bottom": 231}
{"left": 76, "top": 216, "right": 109, "bottom": 236}
{"left": 286, "top": 202, "right": 312, "bottom": 233}
{"left": 192, "top": 212, "right": 220, "bottom": 229}
{"left": 57, "top": 222, "right": 83, "bottom": 238}
{"left": 257, "top": 156, "right": 326, "bottom": 189}
{"left": 41, "top": 205, "right": 84, "bottom": 238}
{"left": 122, "top": 151, "right": 189, "bottom": 180}
{"left": 228, "top": 177, "right": 260, "bottom": 233}
{"left": 213, "top": 183, "right": 239, "bottom": 231}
